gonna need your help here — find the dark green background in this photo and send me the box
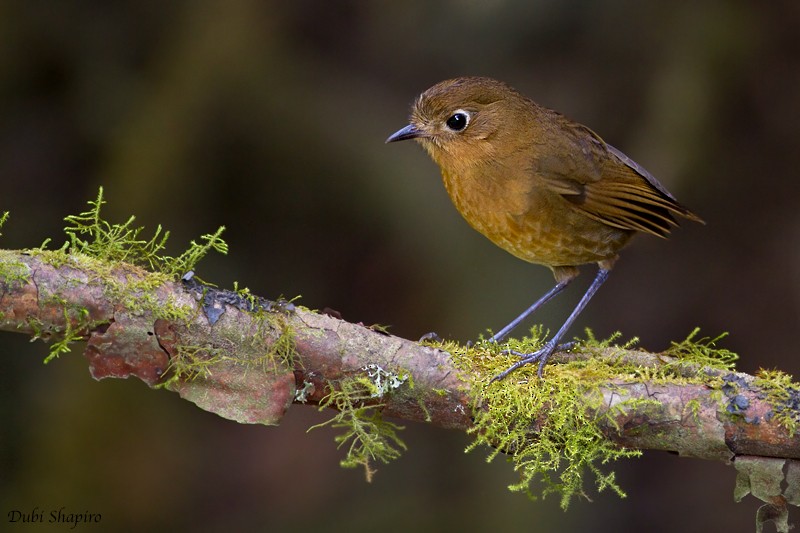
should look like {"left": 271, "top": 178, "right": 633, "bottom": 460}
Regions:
{"left": 2, "top": 1, "right": 798, "bottom": 531}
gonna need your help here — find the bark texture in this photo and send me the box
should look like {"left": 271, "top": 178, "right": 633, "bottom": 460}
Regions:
{"left": 1, "top": 249, "right": 799, "bottom": 529}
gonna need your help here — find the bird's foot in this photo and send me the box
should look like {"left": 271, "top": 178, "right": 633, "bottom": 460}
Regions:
{"left": 490, "top": 340, "right": 560, "bottom": 382}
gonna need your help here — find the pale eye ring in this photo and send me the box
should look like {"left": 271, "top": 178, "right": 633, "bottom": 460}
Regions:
{"left": 445, "top": 109, "right": 470, "bottom": 132}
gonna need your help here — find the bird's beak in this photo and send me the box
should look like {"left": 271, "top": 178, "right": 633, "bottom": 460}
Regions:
{"left": 385, "top": 124, "right": 424, "bottom": 143}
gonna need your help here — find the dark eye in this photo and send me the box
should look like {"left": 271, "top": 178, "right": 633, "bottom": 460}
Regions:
{"left": 445, "top": 110, "right": 470, "bottom": 132}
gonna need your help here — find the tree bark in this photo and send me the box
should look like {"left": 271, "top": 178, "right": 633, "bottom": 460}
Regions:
{"left": 2, "top": 249, "right": 799, "bottom": 451}
{"left": 1, "top": 249, "right": 799, "bottom": 528}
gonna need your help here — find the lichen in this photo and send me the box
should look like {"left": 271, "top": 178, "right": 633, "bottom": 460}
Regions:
{"left": 361, "top": 363, "right": 411, "bottom": 398}
{"left": 294, "top": 380, "right": 315, "bottom": 403}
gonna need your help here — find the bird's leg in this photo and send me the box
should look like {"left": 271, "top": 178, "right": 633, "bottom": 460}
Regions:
{"left": 487, "top": 279, "right": 573, "bottom": 343}
{"left": 491, "top": 267, "right": 611, "bottom": 381}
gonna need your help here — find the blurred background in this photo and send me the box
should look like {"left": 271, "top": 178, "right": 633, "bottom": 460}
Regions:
{"left": 1, "top": 1, "right": 798, "bottom": 531}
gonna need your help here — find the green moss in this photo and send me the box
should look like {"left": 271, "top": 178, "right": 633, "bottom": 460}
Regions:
{"left": 0, "top": 211, "right": 8, "bottom": 236}
{"left": 754, "top": 369, "right": 800, "bottom": 437}
{"left": 41, "top": 301, "right": 96, "bottom": 364}
{"left": 437, "top": 326, "right": 739, "bottom": 509}
{"left": 309, "top": 367, "right": 411, "bottom": 481}
{"left": 8, "top": 187, "right": 231, "bottom": 362}
{"left": 663, "top": 328, "right": 738, "bottom": 372}
{"left": 0, "top": 249, "right": 31, "bottom": 290}
{"left": 21, "top": 249, "right": 191, "bottom": 363}
{"left": 227, "top": 286, "right": 298, "bottom": 374}
{"left": 160, "top": 344, "right": 227, "bottom": 383}
{"left": 683, "top": 398, "right": 703, "bottom": 425}
{"left": 232, "top": 281, "right": 258, "bottom": 309}
{"left": 159, "top": 310, "right": 297, "bottom": 387}
{"left": 55, "top": 187, "right": 227, "bottom": 276}
{"left": 367, "top": 323, "right": 391, "bottom": 334}
{"left": 265, "top": 318, "right": 297, "bottom": 372}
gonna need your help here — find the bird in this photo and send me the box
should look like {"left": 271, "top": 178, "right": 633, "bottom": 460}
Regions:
{"left": 386, "top": 76, "right": 703, "bottom": 380}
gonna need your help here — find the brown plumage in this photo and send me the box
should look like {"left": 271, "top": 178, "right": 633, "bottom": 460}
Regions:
{"left": 387, "top": 76, "right": 702, "bottom": 379}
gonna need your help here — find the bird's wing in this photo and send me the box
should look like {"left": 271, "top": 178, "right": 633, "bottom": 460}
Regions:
{"left": 538, "top": 122, "right": 701, "bottom": 238}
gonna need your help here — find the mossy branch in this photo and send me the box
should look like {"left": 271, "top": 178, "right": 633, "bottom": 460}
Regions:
{"left": 1, "top": 244, "right": 799, "bottom": 529}
{"left": 1, "top": 255, "right": 798, "bottom": 447}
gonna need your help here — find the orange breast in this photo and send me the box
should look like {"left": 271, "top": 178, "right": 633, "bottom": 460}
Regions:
{"left": 440, "top": 168, "right": 632, "bottom": 268}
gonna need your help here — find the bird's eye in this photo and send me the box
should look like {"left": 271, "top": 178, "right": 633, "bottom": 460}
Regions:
{"left": 445, "top": 110, "right": 470, "bottom": 132}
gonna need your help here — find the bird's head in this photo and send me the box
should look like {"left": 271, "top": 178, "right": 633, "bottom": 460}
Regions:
{"left": 386, "top": 77, "right": 533, "bottom": 172}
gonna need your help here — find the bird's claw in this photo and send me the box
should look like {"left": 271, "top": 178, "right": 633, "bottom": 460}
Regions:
{"left": 490, "top": 340, "right": 560, "bottom": 382}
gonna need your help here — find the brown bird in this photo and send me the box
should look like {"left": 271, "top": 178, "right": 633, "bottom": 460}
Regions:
{"left": 386, "top": 76, "right": 702, "bottom": 380}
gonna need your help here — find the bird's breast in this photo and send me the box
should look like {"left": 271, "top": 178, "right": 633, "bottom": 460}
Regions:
{"left": 440, "top": 168, "right": 631, "bottom": 268}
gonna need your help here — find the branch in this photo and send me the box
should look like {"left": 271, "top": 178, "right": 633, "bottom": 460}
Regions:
{"left": 2, "top": 249, "right": 799, "bottom": 528}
